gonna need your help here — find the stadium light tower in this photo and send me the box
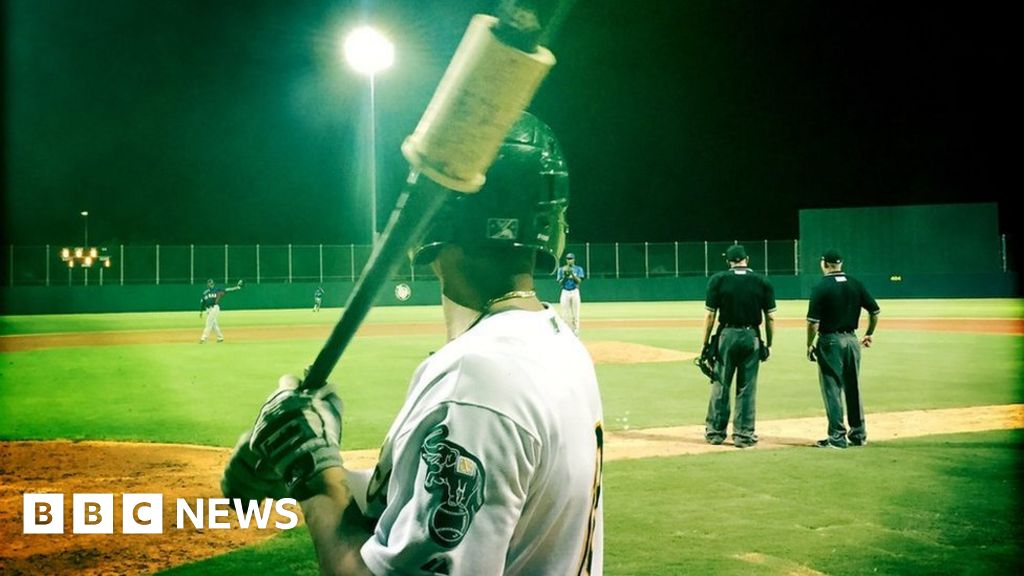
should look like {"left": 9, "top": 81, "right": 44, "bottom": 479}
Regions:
{"left": 81, "top": 211, "right": 89, "bottom": 246}
{"left": 343, "top": 25, "right": 394, "bottom": 247}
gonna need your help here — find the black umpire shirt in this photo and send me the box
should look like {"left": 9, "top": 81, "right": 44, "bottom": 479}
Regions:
{"left": 704, "top": 267, "right": 777, "bottom": 327}
{"left": 807, "top": 272, "right": 881, "bottom": 333}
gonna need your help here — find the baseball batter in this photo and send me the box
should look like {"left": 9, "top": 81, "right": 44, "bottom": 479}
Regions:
{"left": 556, "top": 252, "right": 585, "bottom": 335}
{"left": 222, "top": 113, "right": 604, "bottom": 575}
{"left": 807, "top": 249, "right": 880, "bottom": 449}
{"left": 199, "top": 279, "right": 242, "bottom": 343}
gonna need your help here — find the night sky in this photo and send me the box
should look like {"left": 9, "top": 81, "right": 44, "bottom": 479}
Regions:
{"left": 3, "top": 0, "right": 1015, "bottom": 248}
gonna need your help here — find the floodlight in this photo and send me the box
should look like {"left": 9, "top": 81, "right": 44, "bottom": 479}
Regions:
{"left": 343, "top": 26, "right": 394, "bottom": 76}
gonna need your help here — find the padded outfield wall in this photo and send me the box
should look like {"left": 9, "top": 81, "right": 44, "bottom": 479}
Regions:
{"left": 795, "top": 203, "right": 1015, "bottom": 301}
{"left": 799, "top": 203, "right": 1003, "bottom": 276}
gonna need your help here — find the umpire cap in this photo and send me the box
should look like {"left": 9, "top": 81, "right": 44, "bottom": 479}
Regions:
{"left": 821, "top": 249, "right": 843, "bottom": 264}
{"left": 724, "top": 245, "right": 748, "bottom": 262}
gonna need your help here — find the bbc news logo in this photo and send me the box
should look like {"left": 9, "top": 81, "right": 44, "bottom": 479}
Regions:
{"left": 23, "top": 493, "right": 299, "bottom": 534}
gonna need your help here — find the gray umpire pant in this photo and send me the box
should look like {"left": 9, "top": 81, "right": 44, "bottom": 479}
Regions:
{"left": 816, "top": 333, "right": 866, "bottom": 444}
{"left": 705, "top": 327, "right": 760, "bottom": 443}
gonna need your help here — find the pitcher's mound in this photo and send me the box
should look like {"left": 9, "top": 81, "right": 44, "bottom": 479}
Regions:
{"left": 585, "top": 341, "right": 696, "bottom": 364}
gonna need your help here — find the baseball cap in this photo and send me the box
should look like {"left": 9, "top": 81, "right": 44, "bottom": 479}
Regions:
{"left": 821, "top": 249, "right": 843, "bottom": 264}
{"left": 724, "top": 245, "right": 747, "bottom": 262}
{"left": 566, "top": 253, "right": 575, "bottom": 260}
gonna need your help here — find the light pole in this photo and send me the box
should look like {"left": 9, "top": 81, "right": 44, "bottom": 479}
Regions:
{"left": 343, "top": 26, "right": 394, "bottom": 247}
{"left": 81, "top": 211, "right": 89, "bottom": 285}
{"left": 81, "top": 211, "right": 89, "bottom": 247}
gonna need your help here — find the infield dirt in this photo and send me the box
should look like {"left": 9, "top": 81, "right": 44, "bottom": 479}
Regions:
{"left": 2, "top": 317, "right": 1021, "bottom": 352}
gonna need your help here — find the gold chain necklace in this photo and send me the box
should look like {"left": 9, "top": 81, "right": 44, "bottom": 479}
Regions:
{"left": 484, "top": 290, "right": 537, "bottom": 310}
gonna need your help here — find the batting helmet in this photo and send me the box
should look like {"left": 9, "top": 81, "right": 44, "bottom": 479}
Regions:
{"left": 413, "top": 112, "right": 569, "bottom": 268}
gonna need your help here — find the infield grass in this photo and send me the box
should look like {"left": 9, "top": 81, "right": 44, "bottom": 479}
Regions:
{"left": 2, "top": 297, "right": 1019, "bottom": 336}
{"left": 2, "top": 300, "right": 1020, "bottom": 446}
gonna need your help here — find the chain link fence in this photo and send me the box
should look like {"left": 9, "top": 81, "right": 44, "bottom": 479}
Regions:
{"left": 4, "top": 237, "right": 1011, "bottom": 287}
{"left": 565, "top": 240, "right": 802, "bottom": 279}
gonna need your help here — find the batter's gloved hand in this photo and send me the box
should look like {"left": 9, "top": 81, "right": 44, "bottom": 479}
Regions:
{"left": 221, "top": 430, "right": 288, "bottom": 501}
{"left": 759, "top": 345, "right": 770, "bottom": 362}
{"left": 250, "top": 375, "right": 344, "bottom": 501}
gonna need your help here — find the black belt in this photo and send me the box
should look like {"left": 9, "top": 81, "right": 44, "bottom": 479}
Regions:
{"left": 721, "top": 324, "right": 756, "bottom": 329}
{"left": 820, "top": 330, "right": 855, "bottom": 335}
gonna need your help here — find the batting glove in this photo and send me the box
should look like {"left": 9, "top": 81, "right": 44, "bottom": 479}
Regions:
{"left": 221, "top": 430, "right": 289, "bottom": 501}
{"left": 250, "top": 375, "right": 344, "bottom": 501}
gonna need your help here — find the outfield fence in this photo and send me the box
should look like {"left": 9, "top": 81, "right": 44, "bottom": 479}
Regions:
{"left": 3, "top": 240, "right": 830, "bottom": 287}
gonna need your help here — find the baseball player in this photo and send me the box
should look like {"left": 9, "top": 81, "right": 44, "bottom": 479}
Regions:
{"left": 313, "top": 285, "right": 325, "bottom": 312}
{"left": 556, "top": 252, "right": 585, "bottom": 335}
{"left": 701, "top": 244, "right": 776, "bottom": 448}
{"left": 807, "top": 249, "right": 880, "bottom": 449}
{"left": 222, "top": 113, "right": 605, "bottom": 575}
{"left": 199, "top": 278, "right": 242, "bottom": 343}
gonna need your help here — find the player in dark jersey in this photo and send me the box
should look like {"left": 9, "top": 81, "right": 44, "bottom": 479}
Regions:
{"left": 314, "top": 286, "right": 325, "bottom": 312}
{"left": 200, "top": 278, "right": 242, "bottom": 343}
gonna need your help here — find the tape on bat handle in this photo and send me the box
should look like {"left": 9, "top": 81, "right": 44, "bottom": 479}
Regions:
{"left": 401, "top": 14, "right": 555, "bottom": 194}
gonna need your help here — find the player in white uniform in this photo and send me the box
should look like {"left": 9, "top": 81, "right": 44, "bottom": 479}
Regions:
{"left": 221, "top": 113, "right": 604, "bottom": 575}
{"left": 352, "top": 287, "right": 603, "bottom": 575}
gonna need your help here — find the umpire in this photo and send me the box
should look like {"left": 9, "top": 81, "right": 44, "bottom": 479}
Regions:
{"left": 806, "top": 249, "right": 880, "bottom": 449}
{"left": 701, "top": 244, "right": 776, "bottom": 448}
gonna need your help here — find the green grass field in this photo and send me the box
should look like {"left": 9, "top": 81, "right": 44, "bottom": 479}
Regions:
{"left": 1, "top": 299, "right": 1022, "bottom": 575}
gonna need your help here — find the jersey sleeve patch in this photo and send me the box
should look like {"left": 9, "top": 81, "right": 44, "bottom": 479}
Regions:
{"left": 420, "top": 424, "right": 486, "bottom": 549}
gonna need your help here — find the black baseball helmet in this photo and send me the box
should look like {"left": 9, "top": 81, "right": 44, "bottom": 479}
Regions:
{"left": 412, "top": 112, "right": 569, "bottom": 269}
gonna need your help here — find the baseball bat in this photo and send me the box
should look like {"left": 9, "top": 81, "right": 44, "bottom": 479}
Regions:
{"left": 301, "top": 0, "right": 574, "bottom": 391}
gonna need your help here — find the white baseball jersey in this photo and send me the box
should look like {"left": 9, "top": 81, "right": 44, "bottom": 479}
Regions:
{"left": 354, "top": 306, "right": 604, "bottom": 575}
